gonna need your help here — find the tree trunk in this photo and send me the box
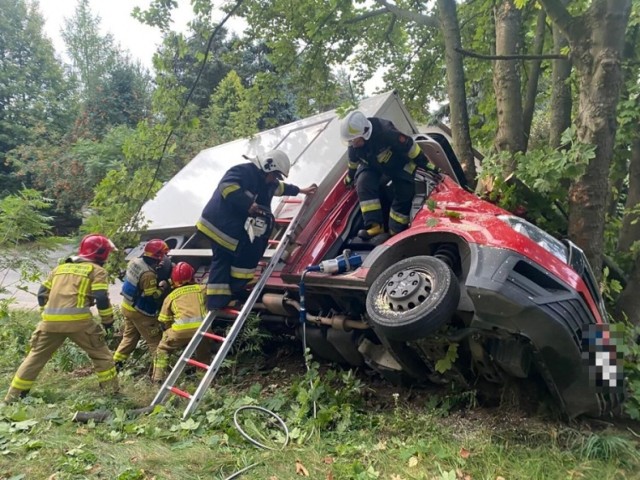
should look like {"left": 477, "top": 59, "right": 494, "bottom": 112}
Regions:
{"left": 540, "top": 0, "right": 631, "bottom": 274}
{"left": 493, "top": 0, "right": 525, "bottom": 171}
{"left": 522, "top": 9, "right": 546, "bottom": 151}
{"left": 616, "top": 137, "right": 640, "bottom": 323}
{"left": 617, "top": 137, "right": 640, "bottom": 253}
{"left": 548, "top": 1, "right": 572, "bottom": 149}
{"left": 615, "top": 250, "right": 640, "bottom": 324}
{"left": 436, "top": 0, "right": 477, "bottom": 188}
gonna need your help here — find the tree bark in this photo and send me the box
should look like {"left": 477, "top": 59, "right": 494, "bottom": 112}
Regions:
{"left": 548, "top": 1, "right": 572, "bottom": 149}
{"left": 617, "top": 137, "right": 640, "bottom": 253}
{"left": 493, "top": 0, "right": 525, "bottom": 171}
{"left": 615, "top": 249, "right": 640, "bottom": 324}
{"left": 436, "top": 0, "right": 477, "bottom": 188}
{"left": 522, "top": 9, "right": 546, "bottom": 151}
{"left": 539, "top": 0, "right": 631, "bottom": 274}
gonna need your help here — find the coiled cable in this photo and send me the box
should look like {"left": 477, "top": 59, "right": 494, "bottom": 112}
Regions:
{"left": 222, "top": 405, "right": 290, "bottom": 480}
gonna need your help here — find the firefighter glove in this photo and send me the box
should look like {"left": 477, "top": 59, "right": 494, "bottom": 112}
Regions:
{"left": 344, "top": 174, "right": 354, "bottom": 188}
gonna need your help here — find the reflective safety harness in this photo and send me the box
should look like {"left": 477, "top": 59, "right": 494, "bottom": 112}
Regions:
{"left": 42, "top": 262, "right": 113, "bottom": 322}
{"left": 121, "top": 258, "right": 161, "bottom": 316}
{"left": 158, "top": 284, "right": 206, "bottom": 331}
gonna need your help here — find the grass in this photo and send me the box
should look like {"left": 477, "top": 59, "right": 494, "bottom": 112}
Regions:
{"left": 0, "top": 310, "right": 639, "bottom": 480}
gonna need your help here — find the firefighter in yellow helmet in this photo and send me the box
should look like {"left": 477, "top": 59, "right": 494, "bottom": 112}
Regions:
{"left": 152, "top": 262, "right": 211, "bottom": 383}
{"left": 4, "top": 234, "right": 118, "bottom": 403}
{"left": 113, "top": 239, "right": 170, "bottom": 370}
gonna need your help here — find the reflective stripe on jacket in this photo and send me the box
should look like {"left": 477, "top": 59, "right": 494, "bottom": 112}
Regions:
{"left": 121, "top": 257, "right": 162, "bottom": 316}
{"left": 196, "top": 162, "right": 300, "bottom": 252}
{"left": 40, "top": 259, "right": 113, "bottom": 326}
{"left": 158, "top": 284, "right": 206, "bottom": 331}
{"left": 347, "top": 117, "right": 421, "bottom": 182}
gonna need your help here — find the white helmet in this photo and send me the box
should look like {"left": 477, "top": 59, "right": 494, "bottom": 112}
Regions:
{"left": 250, "top": 149, "right": 291, "bottom": 177}
{"left": 340, "top": 110, "right": 372, "bottom": 146}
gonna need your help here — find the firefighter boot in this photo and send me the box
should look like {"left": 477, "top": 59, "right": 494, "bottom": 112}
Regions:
{"left": 4, "top": 388, "right": 29, "bottom": 404}
{"left": 357, "top": 223, "right": 384, "bottom": 240}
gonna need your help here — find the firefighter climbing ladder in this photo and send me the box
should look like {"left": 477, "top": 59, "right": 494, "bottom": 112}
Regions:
{"left": 150, "top": 196, "right": 308, "bottom": 419}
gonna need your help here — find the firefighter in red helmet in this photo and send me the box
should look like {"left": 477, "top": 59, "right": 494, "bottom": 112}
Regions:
{"left": 113, "top": 238, "right": 170, "bottom": 370}
{"left": 152, "top": 262, "right": 211, "bottom": 383}
{"left": 4, "top": 234, "right": 118, "bottom": 403}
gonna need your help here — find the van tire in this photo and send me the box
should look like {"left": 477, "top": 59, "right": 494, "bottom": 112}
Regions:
{"left": 366, "top": 256, "right": 459, "bottom": 341}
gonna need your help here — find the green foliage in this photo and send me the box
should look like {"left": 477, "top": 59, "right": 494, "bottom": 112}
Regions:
{"left": 61, "top": 0, "right": 118, "bottom": 97}
{"left": 206, "top": 71, "right": 258, "bottom": 143}
{"left": 619, "top": 321, "right": 640, "bottom": 420}
{"left": 287, "top": 350, "right": 366, "bottom": 438}
{"left": 79, "top": 61, "right": 152, "bottom": 139}
{"left": 518, "top": 128, "right": 594, "bottom": 194}
{"left": 10, "top": 126, "right": 134, "bottom": 220}
{"left": 483, "top": 127, "right": 594, "bottom": 202}
{"left": 0, "top": 189, "right": 53, "bottom": 245}
{"left": 0, "top": 317, "right": 638, "bottom": 479}
{"left": 0, "top": 0, "right": 75, "bottom": 193}
{"left": 82, "top": 121, "right": 170, "bottom": 273}
{"left": 435, "top": 342, "right": 459, "bottom": 374}
{"left": 479, "top": 127, "right": 595, "bottom": 234}
{"left": 221, "top": 314, "right": 271, "bottom": 379}
{"left": 576, "top": 433, "right": 638, "bottom": 464}
{"left": 0, "top": 190, "right": 60, "bottom": 314}
{"left": 0, "top": 311, "right": 39, "bottom": 368}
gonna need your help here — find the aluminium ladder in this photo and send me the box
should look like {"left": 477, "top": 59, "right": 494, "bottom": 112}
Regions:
{"left": 150, "top": 196, "right": 309, "bottom": 419}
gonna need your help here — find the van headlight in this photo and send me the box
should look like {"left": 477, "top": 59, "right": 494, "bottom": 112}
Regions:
{"left": 497, "top": 215, "right": 568, "bottom": 263}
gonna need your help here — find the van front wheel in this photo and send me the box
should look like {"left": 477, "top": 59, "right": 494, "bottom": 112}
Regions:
{"left": 365, "top": 256, "right": 459, "bottom": 341}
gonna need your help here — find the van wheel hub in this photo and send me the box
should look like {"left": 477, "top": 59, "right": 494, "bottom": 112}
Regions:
{"left": 385, "top": 270, "right": 431, "bottom": 311}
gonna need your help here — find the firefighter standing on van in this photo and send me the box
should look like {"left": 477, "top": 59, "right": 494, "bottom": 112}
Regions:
{"left": 113, "top": 239, "right": 170, "bottom": 369}
{"left": 340, "top": 110, "right": 431, "bottom": 239}
{"left": 196, "top": 149, "right": 317, "bottom": 311}
{"left": 4, "top": 234, "right": 119, "bottom": 403}
{"left": 152, "top": 262, "right": 209, "bottom": 383}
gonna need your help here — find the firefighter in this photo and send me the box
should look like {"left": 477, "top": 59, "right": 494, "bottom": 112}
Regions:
{"left": 4, "top": 234, "right": 118, "bottom": 403}
{"left": 196, "top": 149, "right": 317, "bottom": 311}
{"left": 340, "top": 110, "right": 431, "bottom": 239}
{"left": 152, "top": 262, "right": 209, "bottom": 383}
{"left": 113, "top": 239, "right": 170, "bottom": 369}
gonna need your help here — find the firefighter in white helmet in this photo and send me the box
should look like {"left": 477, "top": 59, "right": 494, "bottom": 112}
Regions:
{"left": 196, "top": 150, "right": 317, "bottom": 310}
{"left": 340, "top": 110, "right": 431, "bottom": 239}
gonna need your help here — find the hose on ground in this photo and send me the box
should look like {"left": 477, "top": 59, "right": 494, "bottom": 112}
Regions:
{"left": 223, "top": 405, "right": 290, "bottom": 479}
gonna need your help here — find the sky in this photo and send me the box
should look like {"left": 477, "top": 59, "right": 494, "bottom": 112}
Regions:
{"left": 38, "top": 0, "right": 382, "bottom": 94}
{"left": 39, "top": 0, "right": 200, "bottom": 69}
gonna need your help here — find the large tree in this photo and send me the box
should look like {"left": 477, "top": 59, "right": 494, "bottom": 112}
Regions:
{"left": 0, "top": 0, "right": 73, "bottom": 193}
{"left": 61, "top": 0, "right": 117, "bottom": 96}
{"left": 538, "top": 0, "right": 632, "bottom": 273}
{"left": 77, "top": 57, "right": 153, "bottom": 139}
{"left": 493, "top": 0, "right": 525, "bottom": 166}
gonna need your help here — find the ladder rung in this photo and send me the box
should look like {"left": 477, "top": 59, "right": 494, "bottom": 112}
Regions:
{"left": 275, "top": 218, "right": 291, "bottom": 225}
{"left": 283, "top": 198, "right": 303, "bottom": 204}
{"left": 221, "top": 307, "right": 241, "bottom": 315}
{"left": 169, "top": 386, "right": 192, "bottom": 399}
{"left": 186, "top": 358, "right": 209, "bottom": 369}
{"left": 268, "top": 239, "right": 279, "bottom": 245}
{"left": 202, "top": 331, "right": 226, "bottom": 342}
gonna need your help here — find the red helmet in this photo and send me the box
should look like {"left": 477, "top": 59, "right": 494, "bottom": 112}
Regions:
{"left": 143, "top": 239, "right": 170, "bottom": 260}
{"left": 78, "top": 234, "right": 117, "bottom": 263}
{"left": 171, "top": 262, "right": 195, "bottom": 287}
